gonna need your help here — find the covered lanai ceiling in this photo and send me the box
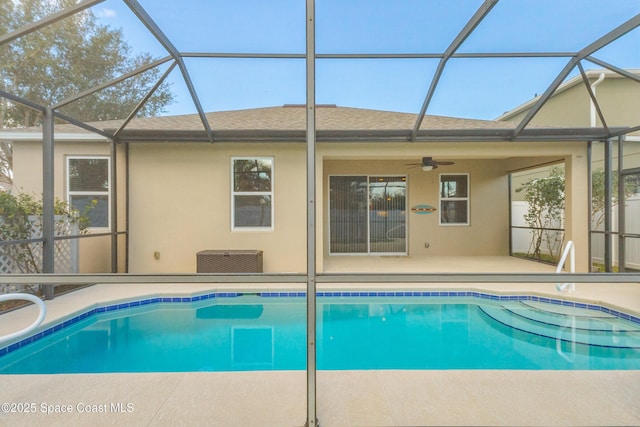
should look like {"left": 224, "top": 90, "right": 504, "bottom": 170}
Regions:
{"left": 1, "top": 0, "right": 640, "bottom": 142}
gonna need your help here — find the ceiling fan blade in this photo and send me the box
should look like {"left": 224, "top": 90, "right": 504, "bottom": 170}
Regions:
{"left": 406, "top": 157, "right": 453, "bottom": 170}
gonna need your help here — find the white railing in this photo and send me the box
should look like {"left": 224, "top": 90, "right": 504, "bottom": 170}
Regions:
{"left": 0, "top": 293, "right": 47, "bottom": 344}
{"left": 556, "top": 240, "right": 575, "bottom": 292}
{"left": 556, "top": 316, "right": 577, "bottom": 363}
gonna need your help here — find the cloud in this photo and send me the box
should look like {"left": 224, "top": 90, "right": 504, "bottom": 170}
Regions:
{"left": 95, "top": 8, "right": 117, "bottom": 19}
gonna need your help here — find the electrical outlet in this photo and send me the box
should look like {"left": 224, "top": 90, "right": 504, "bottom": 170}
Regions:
{"left": 153, "top": 251, "right": 160, "bottom": 260}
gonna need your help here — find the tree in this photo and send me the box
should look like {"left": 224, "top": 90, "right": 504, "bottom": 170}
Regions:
{"left": 0, "top": 191, "right": 91, "bottom": 279}
{"left": 0, "top": 0, "right": 174, "bottom": 185}
{"left": 515, "top": 167, "right": 565, "bottom": 262}
{"left": 591, "top": 168, "right": 635, "bottom": 230}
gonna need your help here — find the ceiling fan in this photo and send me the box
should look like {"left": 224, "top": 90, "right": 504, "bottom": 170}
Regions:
{"left": 405, "top": 157, "right": 455, "bottom": 171}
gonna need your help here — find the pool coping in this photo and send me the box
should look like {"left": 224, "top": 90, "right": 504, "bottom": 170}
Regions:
{"left": 2, "top": 286, "right": 639, "bottom": 359}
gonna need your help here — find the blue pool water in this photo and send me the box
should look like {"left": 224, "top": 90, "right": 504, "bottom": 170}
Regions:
{"left": 1, "top": 293, "right": 639, "bottom": 373}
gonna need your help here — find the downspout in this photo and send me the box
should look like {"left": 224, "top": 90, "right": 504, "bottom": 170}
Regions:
{"left": 590, "top": 72, "right": 606, "bottom": 127}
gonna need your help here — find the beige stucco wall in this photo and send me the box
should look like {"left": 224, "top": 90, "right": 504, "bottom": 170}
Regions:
{"left": 591, "top": 78, "right": 640, "bottom": 127}
{"left": 318, "top": 142, "right": 588, "bottom": 271}
{"left": 10, "top": 139, "right": 127, "bottom": 273}
{"left": 9, "top": 135, "right": 591, "bottom": 273}
{"left": 322, "top": 158, "right": 510, "bottom": 258}
{"left": 564, "top": 153, "right": 590, "bottom": 271}
{"left": 131, "top": 141, "right": 520, "bottom": 274}
{"left": 127, "top": 143, "right": 307, "bottom": 273}
{"left": 502, "top": 76, "right": 640, "bottom": 128}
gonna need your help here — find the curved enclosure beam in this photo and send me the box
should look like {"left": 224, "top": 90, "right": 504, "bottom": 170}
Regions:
{"left": 411, "top": 0, "right": 499, "bottom": 141}
{"left": 512, "top": 13, "right": 640, "bottom": 139}
{"left": 123, "top": 0, "right": 214, "bottom": 141}
{"left": 577, "top": 62, "right": 608, "bottom": 132}
{"left": 0, "top": 0, "right": 105, "bottom": 47}
{"left": 52, "top": 56, "right": 173, "bottom": 110}
{"left": 113, "top": 61, "right": 179, "bottom": 138}
{"left": 585, "top": 56, "right": 640, "bottom": 83}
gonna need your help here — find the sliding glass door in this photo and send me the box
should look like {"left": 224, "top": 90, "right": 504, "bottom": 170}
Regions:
{"left": 329, "top": 176, "right": 407, "bottom": 254}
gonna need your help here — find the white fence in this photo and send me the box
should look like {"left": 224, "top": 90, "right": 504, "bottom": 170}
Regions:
{"left": 511, "top": 201, "right": 563, "bottom": 258}
{"left": 591, "top": 197, "right": 640, "bottom": 270}
{"left": 0, "top": 216, "right": 79, "bottom": 294}
{"left": 513, "top": 197, "right": 640, "bottom": 269}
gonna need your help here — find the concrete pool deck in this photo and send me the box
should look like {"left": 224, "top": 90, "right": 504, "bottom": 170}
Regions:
{"left": 1, "top": 256, "right": 639, "bottom": 426}
{"left": 1, "top": 370, "right": 639, "bottom": 426}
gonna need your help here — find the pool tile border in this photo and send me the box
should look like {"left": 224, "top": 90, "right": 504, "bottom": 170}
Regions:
{"left": 1, "top": 290, "right": 639, "bottom": 358}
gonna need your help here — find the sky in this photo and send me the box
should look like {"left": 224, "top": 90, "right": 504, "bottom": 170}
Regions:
{"left": 88, "top": 0, "right": 640, "bottom": 120}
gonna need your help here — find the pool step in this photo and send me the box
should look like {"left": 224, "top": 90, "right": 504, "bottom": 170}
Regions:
{"left": 502, "top": 301, "right": 636, "bottom": 332}
{"left": 479, "top": 304, "right": 640, "bottom": 349}
{"left": 519, "top": 301, "right": 616, "bottom": 318}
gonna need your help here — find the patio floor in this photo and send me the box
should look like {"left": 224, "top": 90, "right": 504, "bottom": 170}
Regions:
{"left": 1, "top": 257, "right": 639, "bottom": 426}
{"left": 322, "top": 254, "right": 561, "bottom": 273}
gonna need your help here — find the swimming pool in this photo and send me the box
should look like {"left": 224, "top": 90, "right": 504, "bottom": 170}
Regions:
{"left": 1, "top": 291, "right": 639, "bottom": 373}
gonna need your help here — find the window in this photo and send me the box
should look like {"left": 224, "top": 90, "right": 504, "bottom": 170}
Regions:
{"left": 439, "top": 174, "right": 469, "bottom": 225}
{"left": 232, "top": 157, "right": 273, "bottom": 229}
{"left": 329, "top": 175, "right": 406, "bottom": 254}
{"left": 67, "top": 156, "right": 110, "bottom": 228}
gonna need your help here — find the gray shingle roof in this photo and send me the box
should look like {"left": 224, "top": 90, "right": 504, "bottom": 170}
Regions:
{"left": 3, "top": 105, "right": 627, "bottom": 142}
{"left": 7, "top": 105, "right": 517, "bottom": 134}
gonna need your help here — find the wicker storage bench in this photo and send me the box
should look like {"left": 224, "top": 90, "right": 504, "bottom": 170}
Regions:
{"left": 196, "top": 250, "right": 263, "bottom": 273}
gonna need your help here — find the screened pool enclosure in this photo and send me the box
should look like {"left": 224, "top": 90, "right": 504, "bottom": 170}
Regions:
{"left": 1, "top": 1, "right": 640, "bottom": 425}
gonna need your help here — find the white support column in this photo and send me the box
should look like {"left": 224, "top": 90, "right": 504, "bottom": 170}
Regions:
{"left": 564, "top": 151, "right": 590, "bottom": 272}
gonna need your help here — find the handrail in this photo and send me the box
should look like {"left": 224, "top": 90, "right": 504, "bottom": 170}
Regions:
{"left": 556, "top": 240, "right": 575, "bottom": 292}
{"left": 556, "top": 317, "right": 577, "bottom": 362}
{"left": 0, "top": 293, "right": 47, "bottom": 344}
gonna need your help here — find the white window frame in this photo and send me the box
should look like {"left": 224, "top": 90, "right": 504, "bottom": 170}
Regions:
{"left": 231, "top": 157, "right": 274, "bottom": 231}
{"left": 66, "top": 155, "right": 111, "bottom": 230}
{"left": 439, "top": 173, "right": 470, "bottom": 226}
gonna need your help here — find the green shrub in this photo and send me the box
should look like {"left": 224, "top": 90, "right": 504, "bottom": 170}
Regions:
{"left": 0, "top": 191, "right": 91, "bottom": 274}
